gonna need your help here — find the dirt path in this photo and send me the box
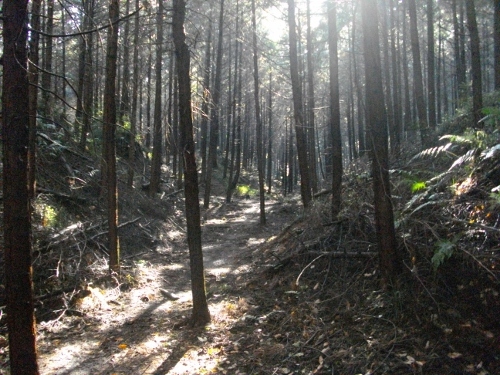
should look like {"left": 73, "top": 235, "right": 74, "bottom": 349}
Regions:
{"left": 36, "top": 195, "right": 298, "bottom": 374}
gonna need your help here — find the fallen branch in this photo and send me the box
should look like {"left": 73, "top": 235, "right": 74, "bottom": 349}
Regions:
{"left": 37, "top": 133, "right": 91, "bottom": 161}
{"left": 165, "top": 188, "right": 184, "bottom": 198}
{"left": 451, "top": 217, "right": 500, "bottom": 233}
{"left": 313, "top": 189, "right": 331, "bottom": 198}
{"left": 88, "top": 217, "right": 141, "bottom": 241}
{"left": 37, "top": 186, "right": 87, "bottom": 204}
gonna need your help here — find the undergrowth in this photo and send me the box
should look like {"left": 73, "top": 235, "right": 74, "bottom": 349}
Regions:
{"left": 241, "top": 105, "right": 500, "bottom": 374}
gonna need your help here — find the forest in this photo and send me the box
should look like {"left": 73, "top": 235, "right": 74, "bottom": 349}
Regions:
{"left": 1, "top": 0, "right": 499, "bottom": 373}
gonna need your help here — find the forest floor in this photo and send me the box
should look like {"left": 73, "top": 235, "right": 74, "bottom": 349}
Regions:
{"left": 1, "top": 138, "right": 499, "bottom": 374}
{"left": 26, "top": 181, "right": 304, "bottom": 374}
{"left": 16, "top": 178, "right": 500, "bottom": 374}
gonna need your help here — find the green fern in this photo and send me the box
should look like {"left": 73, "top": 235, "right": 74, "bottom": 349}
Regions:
{"left": 448, "top": 149, "right": 478, "bottom": 171}
{"left": 431, "top": 239, "right": 456, "bottom": 271}
{"left": 440, "top": 134, "right": 472, "bottom": 146}
{"left": 408, "top": 143, "right": 455, "bottom": 164}
{"left": 441, "top": 129, "right": 489, "bottom": 150}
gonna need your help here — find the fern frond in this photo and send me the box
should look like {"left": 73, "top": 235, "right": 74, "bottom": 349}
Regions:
{"left": 448, "top": 149, "right": 478, "bottom": 171}
{"left": 408, "top": 143, "right": 455, "bottom": 164}
{"left": 439, "top": 134, "right": 473, "bottom": 145}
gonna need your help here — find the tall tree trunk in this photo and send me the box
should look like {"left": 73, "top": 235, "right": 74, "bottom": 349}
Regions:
{"left": 360, "top": 0, "right": 401, "bottom": 289}
{"left": 427, "top": 0, "right": 437, "bottom": 129}
{"left": 41, "top": 0, "right": 54, "bottom": 118}
{"left": 351, "top": 5, "right": 365, "bottom": 157}
{"left": 172, "top": 0, "right": 211, "bottom": 327}
{"left": 347, "top": 51, "right": 358, "bottom": 160}
{"left": 227, "top": 11, "right": 242, "bottom": 203}
{"left": 328, "top": 1, "right": 342, "bottom": 218}
{"left": 119, "top": 0, "right": 131, "bottom": 123}
{"left": 149, "top": 0, "right": 164, "bottom": 196}
{"left": 390, "top": 0, "right": 402, "bottom": 152}
{"left": 146, "top": 45, "right": 152, "bottom": 149}
{"left": 204, "top": 0, "right": 225, "bottom": 209}
{"left": 459, "top": 2, "right": 467, "bottom": 93}
{"left": 283, "top": 121, "right": 289, "bottom": 196}
{"left": 200, "top": 18, "right": 212, "bottom": 182}
{"left": 75, "top": 9, "right": 88, "bottom": 136}
{"left": 408, "top": 0, "right": 429, "bottom": 147}
{"left": 61, "top": 10, "right": 68, "bottom": 130}
{"left": 79, "top": 0, "right": 95, "bottom": 152}
{"left": 306, "top": 0, "right": 318, "bottom": 193}
{"left": 495, "top": 0, "right": 500, "bottom": 90}
{"left": 167, "top": 46, "right": 175, "bottom": 168}
{"left": 402, "top": 1, "right": 413, "bottom": 134}
{"left": 288, "top": 0, "right": 312, "bottom": 208}
{"left": 267, "top": 73, "right": 273, "bottom": 194}
{"left": 252, "top": 0, "right": 266, "bottom": 225}
{"left": 173, "top": 69, "right": 182, "bottom": 189}
{"left": 452, "top": 0, "right": 467, "bottom": 105}
{"left": 242, "top": 97, "right": 249, "bottom": 171}
{"left": 288, "top": 119, "right": 295, "bottom": 194}
{"left": 128, "top": 0, "right": 141, "bottom": 187}
{"left": 102, "top": 0, "right": 120, "bottom": 273}
{"left": 380, "top": 0, "right": 395, "bottom": 152}
{"left": 437, "top": 9, "right": 443, "bottom": 124}
{"left": 28, "top": 0, "right": 41, "bottom": 199}
{"left": 2, "top": 0, "right": 40, "bottom": 370}
{"left": 465, "top": 0, "right": 484, "bottom": 127}
{"left": 223, "top": 40, "right": 233, "bottom": 180}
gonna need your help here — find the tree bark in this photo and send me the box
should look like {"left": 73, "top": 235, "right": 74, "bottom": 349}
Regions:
{"left": 360, "top": 0, "right": 402, "bottom": 289}
{"left": 288, "top": 0, "right": 312, "bottom": 208}
{"left": 408, "top": 0, "right": 429, "bottom": 147}
{"left": 172, "top": 0, "right": 211, "bottom": 326}
{"left": 167, "top": 46, "right": 175, "bottom": 169}
{"left": 267, "top": 73, "right": 273, "bottom": 194}
{"left": 200, "top": 18, "right": 212, "bottom": 182}
{"left": 79, "top": 0, "right": 95, "bottom": 152}
{"left": 2, "top": 0, "right": 40, "bottom": 370}
{"left": 351, "top": 6, "right": 366, "bottom": 157}
{"left": 28, "top": 0, "right": 41, "bottom": 200}
{"left": 306, "top": 0, "right": 318, "bottom": 194}
{"left": 452, "top": 0, "right": 467, "bottom": 105}
{"left": 102, "top": 0, "right": 120, "bottom": 273}
{"left": 402, "top": 1, "right": 413, "bottom": 133}
{"left": 390, "top": 0, "right": 402, "bottom": 152}
{"left": 495, "top": 0, "right": 500, "bottom": 90}
{"left": 252, "top": 0, "right": 266, "bottom": 225}
{"left": 204, "top": 0, "right": 225, "bottom": 209}
{"left": 465, "top": 0, "right": 484, "bottom": 127}
{"left": 41, "top": 0, "right": 54, "bottom": 118}
{"left": 119, "top": 0, "right": 131, "bottom": 123}
{"left": 380, "top": 0, "right": 395, "bottom": 152}
{"left": 427, "top": 0, "right": 437, "bottom": 129}
{"left": 149, "top": 0, "right": 164, "bottom": 196}
{"left": 328, "top": 1, "right": 342, "bottom": 218}
{"left": 227, "top": 20, "right": 243, "bottom": 204}
{"left": 128, "top": 0, "right": 141, "bottom": 188}
{"left": 146, "top": 45, "right": 152, "bottom": 149}
{"left": 222, "top": 40, "right": 232, "bottom": 181}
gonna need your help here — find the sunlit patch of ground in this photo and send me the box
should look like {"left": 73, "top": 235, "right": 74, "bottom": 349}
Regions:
{"left": 165, "top": 298, "right": 250, "bottom": 375}
{"left": 35, "top": 192, "right": 299, "bottom": 374}
{"left": 247, "top": 237, "right": 266, "bottom": 246}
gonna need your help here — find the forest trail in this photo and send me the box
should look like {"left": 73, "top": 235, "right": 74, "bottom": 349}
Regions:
{"left": 35, "top": 191, "right": 299, "bottom": 375}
